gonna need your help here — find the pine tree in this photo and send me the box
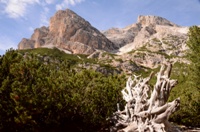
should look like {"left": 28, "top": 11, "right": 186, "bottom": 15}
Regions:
{"left": 187, "top": 26, "right": 200, "bottom": 89}
{"left": 186, "top": 26, "right": 200, "bottom": 126}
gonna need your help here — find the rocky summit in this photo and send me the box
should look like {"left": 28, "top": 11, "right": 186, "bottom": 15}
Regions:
{"left": 18, "top": 9, "right": 117, "bottom": 54}
{"left": 103, "top": 15, "right": 188, "bottom": 55}
{"left": 18, "top": 9, "right": 190, "bottom": 69}
{"left": 101, "top": 15, "right": 189, "bottom": 68}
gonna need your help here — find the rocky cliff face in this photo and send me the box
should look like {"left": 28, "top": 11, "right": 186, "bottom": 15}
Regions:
{"left": 18, "top": 9, "right": 117, "bottom": 54}
{"left": 103, "top": 15, "right": 187, "bottom": 55}
{"left": 18, "top": 10, "right": 189, "bottom": 70}
{"left": 101, "top": 15, "right": 189, "bottom": 68}
{"left": 137, "top": 15, "right": 178, "bottom": 26}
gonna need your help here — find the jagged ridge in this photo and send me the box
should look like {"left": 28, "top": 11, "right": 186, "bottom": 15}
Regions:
{"left": 18, "top": 9, "right": 117, "bottom": 54}
{"left": 18, "top": 10, "right": 189, "bottom": 69}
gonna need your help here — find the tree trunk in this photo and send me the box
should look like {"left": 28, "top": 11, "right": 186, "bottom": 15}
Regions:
{"left": 109, "top": 63, "right": 181, "bottom": 132}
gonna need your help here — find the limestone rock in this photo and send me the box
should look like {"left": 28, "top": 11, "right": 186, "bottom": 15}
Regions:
{"left": 31, "top": 26, "right": 49, "bottom": 48}
{"left": 18, "top": 11, "right": 190, "bottom": 70}
{"left": 103, "top": 15, "right": 187, "bottom": 55}
{"left": 18, "top": 9, "right": 117, "bottom": 54}
{"left": 18, "top": 38, "right": 35, "bottom": 49}
{"left": 103, "top": 24, "right": 142, "bottom": 48}
{"left": 137, "top": 15, "right": 178, "bottom": 27}
{"left": 87, "top": 15, "right": 189, "bottom": 70}
{"left": 103, "top": 15, "right": 189, "bottom": 69}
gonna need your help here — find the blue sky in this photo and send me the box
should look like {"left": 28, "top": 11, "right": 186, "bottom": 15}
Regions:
{"left": 0, "top": 0, "right": 200, "bottom": 55}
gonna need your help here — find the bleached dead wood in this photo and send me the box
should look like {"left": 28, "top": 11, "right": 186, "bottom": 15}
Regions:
{"left": 110, "top": 63, "right": 181, "bottom": 132}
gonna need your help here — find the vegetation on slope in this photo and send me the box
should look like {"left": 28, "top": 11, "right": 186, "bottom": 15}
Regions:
{"left": 0, "top": 49, "right": 126, "bottom": 131}
{"left": 1, "top": 26, "right": 200, "bottom": 131}
{"left": 183, "top": 26, "right": 200, "bottom": 126}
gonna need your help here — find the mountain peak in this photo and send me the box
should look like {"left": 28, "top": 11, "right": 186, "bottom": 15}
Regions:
{"left": 49, "top": 9, "right": 90, "bottom": 34}
{"left": 137, "top": 15, "right": 178, "bottom": 26}
{"left": 54, "top": 9, "right": 79, "bottom": 19}
{"left": 18, "top": 9, "right": 117, "bottom": 54}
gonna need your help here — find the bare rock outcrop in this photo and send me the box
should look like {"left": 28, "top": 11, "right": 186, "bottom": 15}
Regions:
{"left": 102, "top": 15, "right": 189, "bottom": 68}
{"left": 18, "top": 9, "right": 117, "bottom": 54}
{"left": 32, "top": 26, "right": 49, "bottom": 48}
{"left": 137, "top": 15, "right": 178, "bottom": 27}
{"left": 18, "top": 11, "right": 190, "bottom": 69}
{"left": 103, "top": 24, "right": 141, "bottom": 48}
{"left": 18, "top": 26, "right": 49, "bottom": 49}
{"left": 18, "top": 38, "right": 35, "bottom": 49}
{"left": 103, "top": 15, "right": 187, "bottom": 55}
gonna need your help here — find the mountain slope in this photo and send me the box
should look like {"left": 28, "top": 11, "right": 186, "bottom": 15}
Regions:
{"left": 18, "top": 10, "right": 190, "bottom": 69}
{"left": 98, "top": 15, "right": 189, "bottom": 68}
{"left": 18, "top": 9, "right": 117, "bottom": 54}
{"left": 103, "top": 15, "right": 188, "bottom": 55}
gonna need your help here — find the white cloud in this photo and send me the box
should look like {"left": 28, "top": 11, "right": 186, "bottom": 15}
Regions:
{"left": 28, "top": 27, "right": 34, "bottom": 32}
{"left": 0, "top": 0, "right": 53, "bottom": 26}
{"left": 40, "top": 7, "right": 50, "bottom": 26}
{"left": 45, "top": 0, "right": 55, "bottom": 4}
{"left": 0, "top": 35, "right": 17, "bottom": 51}
{"left": 0, "top": 0, "right": 39, "bottom": 18}
{"left": 56, "top": 0, "right": 85, "bottom": 10}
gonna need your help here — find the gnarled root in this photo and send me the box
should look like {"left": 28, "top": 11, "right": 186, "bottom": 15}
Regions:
{"left": 110, "top": 63, "right": 181, "bottom": 132}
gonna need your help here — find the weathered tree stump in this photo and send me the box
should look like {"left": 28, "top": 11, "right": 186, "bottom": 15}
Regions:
{"left": 110, "top": 63, "right": 181, "bottom": 132}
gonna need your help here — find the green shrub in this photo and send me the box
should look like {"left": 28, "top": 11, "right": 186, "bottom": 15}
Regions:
{"left": 0, "top": 49, "right": 126, "bottom": 131}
